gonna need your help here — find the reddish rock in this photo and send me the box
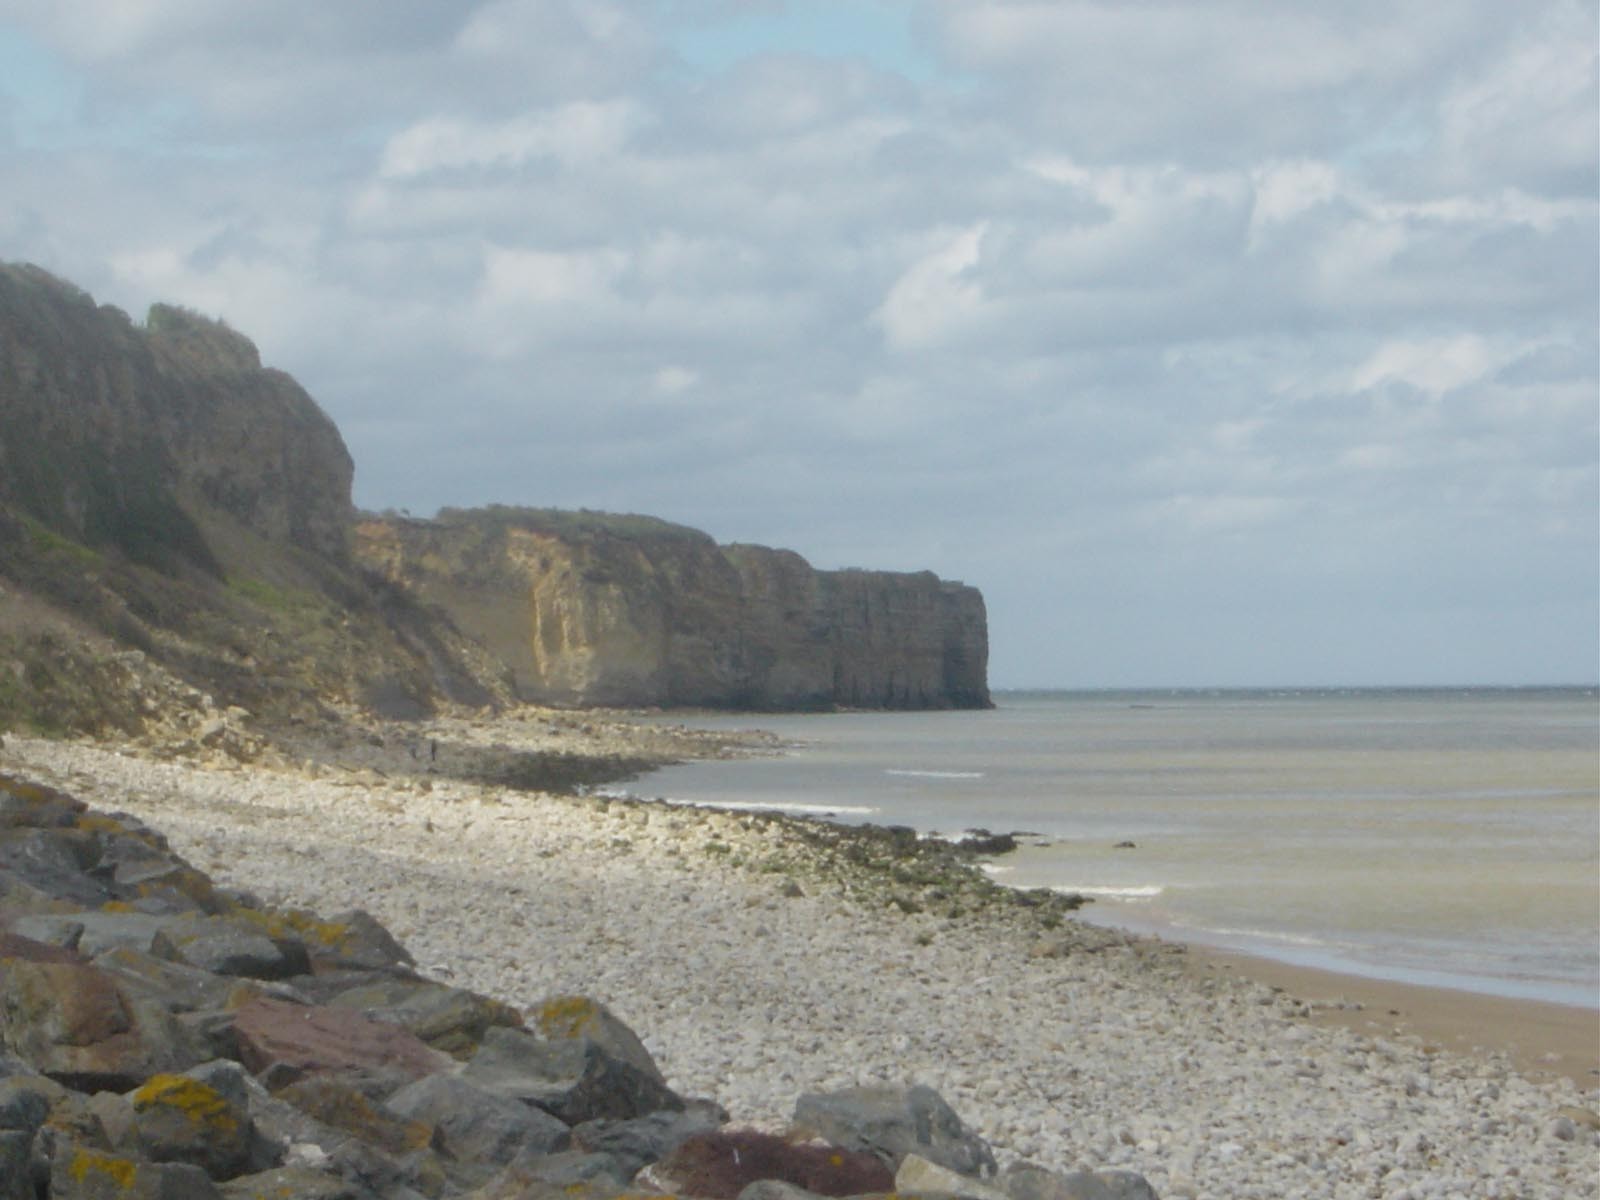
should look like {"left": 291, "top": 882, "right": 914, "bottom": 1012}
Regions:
{"left": 231, "top": 997, "right": 451, "bottom": 1087}
{"left": 0, "top": 930, "right": 84, "bottom": 964}
{"left": 0, "top": 959, "right": 192, "bottom": 1091}
{"left": 649, "top": 1128, "right": 896, "bottom": 1199}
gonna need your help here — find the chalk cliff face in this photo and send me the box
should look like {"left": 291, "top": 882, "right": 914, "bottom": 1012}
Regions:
{"left": 357, "top": 509, "right": 992, "bottom": 711}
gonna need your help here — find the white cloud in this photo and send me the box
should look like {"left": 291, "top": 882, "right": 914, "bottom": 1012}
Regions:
{"left": 874, "top": 223, "right": 987, "bottom": 351}
{"left": 380, "top": 102, "right": 641, "bottom": 178}
{"left": 653, "top": 365, "right": 699, "bottom": 395}
{"left": 1351, "top": 335, "right": 1500, "bottom": 395}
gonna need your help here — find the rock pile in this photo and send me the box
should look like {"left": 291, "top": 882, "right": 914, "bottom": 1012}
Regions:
{"left": 0, "top": 771, "right": 1156, "bottom": 1199}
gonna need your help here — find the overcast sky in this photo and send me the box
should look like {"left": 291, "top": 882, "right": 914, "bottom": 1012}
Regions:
{"left": 2, "top": 1, "right": 1595, "bottom": 688}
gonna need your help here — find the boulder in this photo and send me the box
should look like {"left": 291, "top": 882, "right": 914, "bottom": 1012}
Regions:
{"left": 569, "top": 1101, "right": 727, "bottom": 1179}
{"left": 90, "top": 945, "right": 237, "bottom": 1014}
{"left": 461, "top": 1025, "right": 683, "bottom": 1125}
{"left": 0, "top": 776, "right": 86, "bottom": 829}
{"left": 0, "top": 1128, "right": 36, "bottom": 1200}
{"left": 384, "top": 1072, "right": 571, "bottom": 1172}
{"left": 130, "top": 1071, "right": 253, "bottom": 1180}
{"left": 307, "top": 909, "right": 415, "bottom": 973}
{"left": 218, "top": 1165, "right": 373, "bottom": 1199}
{"left": 898, "top": 1153, "right": 1013, "bottom": 1199}
{"left": 644, "top": 1128, "right": 897, "bottom": 1199}
{"left": 998, "top": 1163, "right": 1160, "bottom": 1200}
{"left": 49, "top": 1140, "right": 223, "bottom": 1199}
{"left": 528, "top": 995, "right": 666, "bottom": 1085}
{"left": 230, "top": 997, "right": 451, "bottom": 1088}
{"left": 791, "top": 1084, "right": 996, "bottom": 1177}
{"left": 163, "top": 915, "right": 308, "bottom": 980}
{"left": 272, "top": 1076, "right": 432, "bottom": 1158}
{"left": 0, "top": 958, "right": 197, "bottom": 1091}
{"left": 0, "top": 829, "right": 116, "bottom": 908}
{"left": 328, "top": 977, "right": 522, "bottom": 1058}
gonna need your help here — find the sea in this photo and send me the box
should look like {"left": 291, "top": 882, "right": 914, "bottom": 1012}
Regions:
{"left": 628, "top": 688, "right": 1600, "bottom": 1009}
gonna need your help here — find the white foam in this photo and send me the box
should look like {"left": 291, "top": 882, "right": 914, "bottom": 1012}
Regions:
{"left": 884, "top": 769, "right": 985, "bottom": 780}
{"left": 1052, "top": 884, "right": 1164, "bottom": 899}
{"left": 592, "top": 787, "right": 876, "bottom": 817}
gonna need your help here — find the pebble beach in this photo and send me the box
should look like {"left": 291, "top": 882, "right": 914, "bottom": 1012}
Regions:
{"left": 4, "top": 710, "right": 1597, "bottom": 1200}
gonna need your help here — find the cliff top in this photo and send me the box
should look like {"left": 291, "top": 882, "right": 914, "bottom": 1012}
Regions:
{"left": 429, "top": 505, "right": 717, "bottom": 547}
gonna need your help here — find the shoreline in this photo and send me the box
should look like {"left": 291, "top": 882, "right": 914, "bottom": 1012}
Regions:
{"left": 4, "top": 713, "right": 1597, "bottom": 1196}
{"left": 620, "top": 789, "right": 1600, "bottom": 1090}
{"left": 1182, "top": 942, "right": 1600, "bottom": 1090}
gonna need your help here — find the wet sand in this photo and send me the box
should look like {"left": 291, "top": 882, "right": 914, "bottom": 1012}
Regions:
{"left": 1188, "top": 943, "right": 1600, "bottom": 1088}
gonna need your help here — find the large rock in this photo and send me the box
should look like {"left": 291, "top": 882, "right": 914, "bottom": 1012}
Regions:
{"left": 791, "top": 1084, "right": 997, "bottom": 1178}
{"left": 230, "top": 997, "right": 451, "bottom": 1088}
{"left": 999, "top": 1162, "right": 1161, "bottom": 1200}
{"left": 568, "top": 1102, "right": 727, "bottom": 1180}
{"left": 355, "top": 508, "right": 991, "bottom": 711}
{"left": 130, "top": 1070, "right": 254, "bottom": 1180}
{"left": 461, "top": 1025, "right": 684, "bottom": 1125}
{"left": 49, "top": 1140, "right": 223, "bottom": 1199}
{"left": 645, "top": 1128, "right": 896, "bottom": 1199}
{"left": 385, "top": 1072, "right": 571, "bottom": 1172}
{"left": 0, "top": 958, "right": 197, "bottom": 1091}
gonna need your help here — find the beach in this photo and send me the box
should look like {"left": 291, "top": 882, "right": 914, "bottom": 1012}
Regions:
{"left": 4, "top": 709, "right": 1597, "bottom": 1199}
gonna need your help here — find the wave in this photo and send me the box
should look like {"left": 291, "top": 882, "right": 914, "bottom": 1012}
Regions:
{"left": 1050, "top": 884, "right": 1164, "bottom": 899}
{"left": 884, "top": 769, "right": 985, "bottom": 780}
{"left": 591, "top": 787, "right": 877, "bottom": 817}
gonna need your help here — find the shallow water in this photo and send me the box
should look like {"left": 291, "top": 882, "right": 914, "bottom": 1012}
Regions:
{"left": 634, "top": 688, "right": 1600, "bottom": 1007}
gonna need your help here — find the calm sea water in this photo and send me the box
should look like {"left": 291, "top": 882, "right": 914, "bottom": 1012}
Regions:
{"left": 632, "top": 689, "right": 1600, "bottom": 1008}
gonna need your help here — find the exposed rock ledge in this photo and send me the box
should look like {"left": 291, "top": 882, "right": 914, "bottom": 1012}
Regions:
{"left": 356, "top": 508, "right": 992, "bottom": 712}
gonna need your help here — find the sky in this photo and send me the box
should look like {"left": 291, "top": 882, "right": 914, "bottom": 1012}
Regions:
{"left": 1, "top": 1, "right": 1595, "bottom": 689}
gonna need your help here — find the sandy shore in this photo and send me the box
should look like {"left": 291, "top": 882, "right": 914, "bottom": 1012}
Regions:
{"left": 1185, "top": 946, "right": 1599, "bottom": 1090}
{"left": 4, "top": 711, "right": 1597, "bottom": 1199}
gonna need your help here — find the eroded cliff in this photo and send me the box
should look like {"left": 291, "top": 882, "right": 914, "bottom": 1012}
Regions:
{"left": 357, "top": 508, "right": 992, "bottom": 711}
{"left": 0, "top": 263, "right": 510, "bottom": 733}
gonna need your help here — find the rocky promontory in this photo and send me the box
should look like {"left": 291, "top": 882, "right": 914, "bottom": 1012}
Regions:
{"left": 355, "top": 508, "right": 991, "bottom": 711}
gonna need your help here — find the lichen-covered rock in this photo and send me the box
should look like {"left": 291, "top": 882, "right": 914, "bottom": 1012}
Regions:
{"left": 384, "top": 1072, "right": 571, "bottom": 1174}
{"left": 460, "top": 1025, "right": 684, "bottom": 1125}
{"left": 529, "top": 995, "right": 665, "bottom": 1085}
{"left": 130, "top": 1071, "right": 253, "bottom": 1179}
{"left": 272, "top": 1076, "right": 432, "bottom": 1158}
{"left": 327, "top": 977, "right": 520, "bottom": 1058}
{"left": 791, "top": 1084, "right": 997, "bottom": 1178}
{"left": 568, "top": 1101, "right": 727, "bottom": 1179}
{"left": 218, "top": 1165, "right": 372, "bottom": 1199}
{"left": 0, "top": 958, "right": 197, "bottom": 1091}
{"left": 50, "top": 1140, "right": 223, "bottom": 1199}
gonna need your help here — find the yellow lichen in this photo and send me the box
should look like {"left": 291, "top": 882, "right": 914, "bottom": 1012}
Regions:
{"left": 131, "top": 1074, "right": 239, "bottom": 1134}
{"left": 75, "top": 813, "right": 130, "bottom": 835}
{"left": 535, "top": 994, "right": 599, "bottom": 1039}
{"left": 230, "top": 905, "right": 353, "bottom": 949}
{"left": 68, "top": 1147, "right": 140, "bottom": 1186}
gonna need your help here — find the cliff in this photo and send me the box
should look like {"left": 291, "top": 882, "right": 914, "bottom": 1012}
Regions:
{"left": 356, "top": 508, "right": 992, "bottom": 711}
{"left": 0, "top": 260, "right": 989, "bottom": 729}
{"left": 0, "top": 263, "right": 511, "bottom": 733}
{"left": 0, "top": 265, "right": 352, "bottom": 569}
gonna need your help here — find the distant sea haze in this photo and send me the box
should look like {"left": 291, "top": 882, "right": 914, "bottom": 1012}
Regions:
{"left": 635, "top": 688, "right": 1600, "bottom": 1008}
